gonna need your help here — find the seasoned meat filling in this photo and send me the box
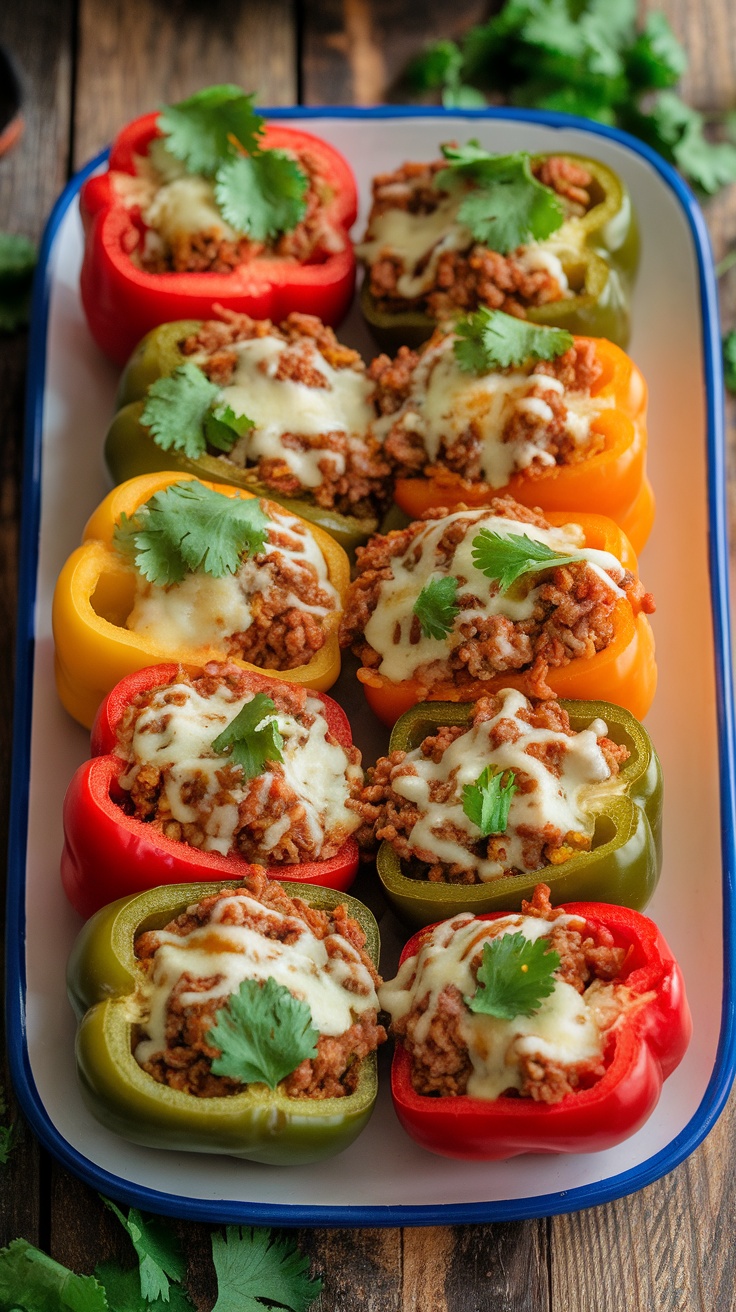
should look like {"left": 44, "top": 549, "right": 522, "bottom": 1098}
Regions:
{"left": 379, "top": 884, "right": 640, "bottom": 1103}
{"left": 116, "top": 662, "right": 363, "bottom": 863}
{"left": 370, "top": 332, "right": 608, "bottom": 487}
{"left": 340, "top": 498, "right": 654, "bottom": 700}
{"left": 353, "top": 689, "right": 629, "bottom": 883}
{"left": 358, "top": 155, "right": 595, "bottom": 320}
{"left": 133, "top": 870, "right": 386, "bottom": 1099}
{"left": 176, "top": 310, "right": 391, "bottom": 519}
{"left": 125, "top": 497, "right": 339, "bottom": 670}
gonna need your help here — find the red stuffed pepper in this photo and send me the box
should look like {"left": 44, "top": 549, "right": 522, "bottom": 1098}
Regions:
{"left": 79, "top": 87, "right": 358, "bottom": 364}
{"left": 379, "top": 885, "right": 690, "bottom": 1160}
{"left": 61, "top": 661, "right": 363, "bottom": 918}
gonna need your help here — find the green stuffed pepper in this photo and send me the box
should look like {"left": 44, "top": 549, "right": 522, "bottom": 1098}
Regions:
{"left": 367, "top": 690, "right": 661, "bottom": 930}
{"left": 358, "top": 147, "right": 639, "bottom": 353}
{"left": 106, "top": 312, "right": 393, "bottom": 554}
{"left": 67, "top": 874, "right": 385, "bottom": 1164}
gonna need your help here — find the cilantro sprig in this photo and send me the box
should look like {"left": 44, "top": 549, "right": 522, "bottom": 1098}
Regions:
{"left": 113, "top": 481, "right": 270, "bottom": 585}
{"left": 0, "top": 231, "right": 37, "bottom": 332}
{"left": 140, "top": 362, "right": 254, "bottom": 459}
{"left": 103, "top": 1199, "right": 186, "bottom": 1303}
{"left": 471, "top": 528, "right": 585, "bottom": 591}
{"left": 156, "top": 85, "right": 308, "bottom": 238}
{"left": 435, "top": 143, "right": 564, "bottom": 253}
{"left": 211, "top": 693, "right": 284, "bottom": 778}
{"left": 466, "top": 931, "right": 561, "bottom": 1020}
{"left": 462, "top": 765, "right": 517, "bottom": 836}
{"left": 407, "top": 2, "right": 736, "bottom": 197}
{"left": 212, "top": 1227, "right": 322, "bottom": 1312}
{"left": 413, "top": 575, "right": 460, "bottom": 639}
{"left": 454, "top": 307, "right": 573, "bottom": 373}
{"left": 207, "top": 977, "right": 319, "bottom": 1089}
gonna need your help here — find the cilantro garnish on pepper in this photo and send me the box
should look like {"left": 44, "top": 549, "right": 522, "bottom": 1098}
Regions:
{"left": 157, "top": 85, "right": 308, "bottom": 238}
{"left": 140, "top": 362, "right": 254, "bottom": 458}
{"left": 434, "top": 142, "right": 565, "bottom": 253}
{"left": 113, "top": 480, "right": 270, "bottom": 584}
{"left": 207, "top": 977, "right": 319, "bottom": 1089}
{"left": 466, "top": 931, "right": 561, "bottom": 1020}
{"left": 211, "top": 693, "right": 284, "bottom": 778}
{"left": 462, "top": 765, "right": 518, "bottom": 836}
{"left": 454, "top": 307, "right": 573, "bottom": 373}
{"left": 413, "top": 575, "right": 460, "bottom": 639}
{"left": 471, "top": 528, "right": 585, "bottom": 591}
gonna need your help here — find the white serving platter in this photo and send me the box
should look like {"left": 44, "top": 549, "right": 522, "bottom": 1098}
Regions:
{"left": 7, "top": 108, "right": 735, "bottom": 1225}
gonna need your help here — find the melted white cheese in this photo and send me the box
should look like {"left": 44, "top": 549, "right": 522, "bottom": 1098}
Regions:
{"left": 363, "top": 507, "right": 626, "bottom": 682}
{"left": 218, "top": 335, "right": 374, "bottom": 489}
{"left": 391, "top": 686, "right": 617, "bottom": 879}
{"left": 120, "top": 681, "right": 360, "bottom": 856}
{"left": 125, "top": 505, "right": 337, "bottom": 653}
{"left": 144, "top": 175, "right": 238, "bottom": 244}
{"left": 135, "top": 893, "right": 378, "bottom": 1066}
{"left": 379, "top": 911, "right": 605, "bottom": 1099}
{"left": 375, "top": 334, "right": 610, "bottom": 486}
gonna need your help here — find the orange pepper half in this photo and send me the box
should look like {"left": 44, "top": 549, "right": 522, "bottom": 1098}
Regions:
{"left": 52, "top": 472, "right": 350, "bottom": 729}
{"left": 356, "top": 511, "right": 656, "bottom": 727}
{"left": 393, "top": 338, "right": 654, "bottom": 555}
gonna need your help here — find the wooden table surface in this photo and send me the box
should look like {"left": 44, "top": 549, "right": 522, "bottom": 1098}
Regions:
{"left": 1, "top": 2, "right": 735, "bottom": 1308}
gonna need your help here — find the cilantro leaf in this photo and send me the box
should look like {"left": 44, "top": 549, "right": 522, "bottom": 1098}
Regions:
{"left": 211, "top": 693, "right": 284, "bottom": 778}
{"left": 211, "top": 1226, "right": 322, "bottom": 1312}
{"left": 141, "top": 363, "right": 220, "bottom": 459}
{"left": 207, "top": 978, "right": 319, "bottom": 1089}
{"left": 0, "top": 232, "right": 37, "bottom": 333}
{"left": 95, "top": 1261, "right": 195, "bottom": 1311}
{"left": 214, "top": 150, "right": 308, "bottom": 240}
{"left": 435, "top": 146, "right": 564, "bottom": 254}
{"left": 413, "top": 576, "right": 460, "bottom": 640}
{"left": 462, "top": 765, "right": 517, "bottom": 836}
{"left": 0, "top": 1238, "right": 108, "bottom": 1311}
{"left": 471, "top": 528, "right": 584, "bottom": 591}
{"left": 103, "top": 1201, "right": 185, "bottom": 1304}
{"left": 724, "top": 332, "right": 736, "bottom": 394}
{"left": 158, "top": 85, "right": 263, "bottom": 176}
{"left": 205, "top": 404, "right": 254, "bottom": 453}
{"left": 466, "top": 931, "right": 561, "bottom": 1020}
{"left": 454, "top": 307, "right": 573, "bottom": 373}
{"left": 113, "top": 481, "right": 270, "bottom": 584}
{"left": 0, "top": 231, "right": 37, "bottom": 280}
{"left": 408, "top": 40, "right": 464, "bottom": 91}
{"left": 625, "top": 12, "right": 687, "bottom": 90}
{"left": 442, "top": 84, "right": 487, "bottom": 109}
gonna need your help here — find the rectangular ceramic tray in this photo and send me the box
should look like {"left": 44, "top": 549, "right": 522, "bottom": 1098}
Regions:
{"left": 6, "top": 108, "right": 736, "bottom": 1226}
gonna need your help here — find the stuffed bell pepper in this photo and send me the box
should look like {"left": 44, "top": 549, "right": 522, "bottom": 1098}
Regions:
{"left": 379, "top": 884, "right": 690, "bottom": 1159}
{"left": 374, "top": 310, "right": 653, "bottom": 553}
{"left": 340, "top": 497, "right": 656, "bottom": 726}
{"left": 106, "top": 309, "right": 392, "bottom": 553}
{"left": 79, "top": 86, "right": 358, "bottom": 364}
{"left": 61, "top": 660, "right": 365, "bottom": 918}
{"left": 52, "top": 472, "right": 349, "bottom": 729}
{"left": 354, "top": 688, "right": 662, "bottom": 928}
{"left": 67, "top": 873, "right": 385, "bottom": 1164}
{"left": 358, "top": 142, "right": 638, "bottom": 352}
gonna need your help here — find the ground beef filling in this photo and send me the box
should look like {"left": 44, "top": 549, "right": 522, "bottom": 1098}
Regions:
{"left": 175, "top": 310, "right": 391, "bottom": 520}
{"left": 139, "top": 149, "right": 342, "bottom": 274}
{"left": 116, "top": 661, "right": 363, "bottom": 864}
{"left": 133, "top": 871, "right": 386, "bottom": 1099}
{"left": 383, "top": 884, "right": 629, "bottom": 1103}
{"left": 352, "top": 693, "right": 629, "bottom": 883}
{"left": 362, "top": 155, "right": 594, "bottom": 319}
{"left": 339, "top": 497, "right": 655, "bottom": 700}
{"left": 369, "top": 336, "right": 605, "bottom": 483}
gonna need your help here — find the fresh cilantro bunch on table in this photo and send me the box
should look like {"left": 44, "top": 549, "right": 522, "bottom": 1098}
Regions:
{"left": 157, "top": 84, "right": 308, "bottom": 239}
{"left": 140, "top": 363, "right": 254, "bottom": 458}
{"left": 211, "top": 692, "right": 284, "bottom": 778}
{"left": 454, "top": 307, "right": 573, "bottom": 373}
{"left": 407, "top": 0, "right": 736, "bottom": 196}
{"left": 0, "top": 231, "right": 36, "bottom": 332}
{"left": 0, "top": 1206, "right": 322, "bottom": 1311}
{"left": 466, "top": 931, "right": 561, "bottom": 1020}
{"left": 113, "top": 480, "right": 270, "bottom": 584}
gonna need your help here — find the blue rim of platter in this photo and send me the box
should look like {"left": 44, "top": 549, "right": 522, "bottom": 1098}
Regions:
{"left": 6, "top": 104, "right": 735, "bottom": 1227}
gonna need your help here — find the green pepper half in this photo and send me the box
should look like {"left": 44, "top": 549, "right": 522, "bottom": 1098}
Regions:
{"left": 67, "top": 880, "right": 382, "bottom": 1164}
{"left": 360, "top": 155, "right": 639, "bottom": 354}
{"left": 107, "top": 322, "right": 380, "bottom": 555}
{"left": 376, "top": 698, "right": 662, "bottom": 930}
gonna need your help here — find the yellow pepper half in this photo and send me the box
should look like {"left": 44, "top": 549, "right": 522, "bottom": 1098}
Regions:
{"left": 52, "top": 472, "right": 350, "bottom": 728}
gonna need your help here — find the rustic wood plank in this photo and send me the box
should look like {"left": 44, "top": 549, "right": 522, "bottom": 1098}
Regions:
{"left": 0, "top": 0, "right": 74, "bottom": 1253}
{"left": 73, "top": 0, "right": 298, "bottom": 170}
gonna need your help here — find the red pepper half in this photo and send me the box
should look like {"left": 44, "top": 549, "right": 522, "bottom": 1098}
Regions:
{"left": 389, "top": 902, "right": 691, "bottom": 1160}
{"left": 80, "top": 113, "right": 358, "bottom": 365}
{"left": 61, "top": 663, "right": 360, "bottom": 918}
